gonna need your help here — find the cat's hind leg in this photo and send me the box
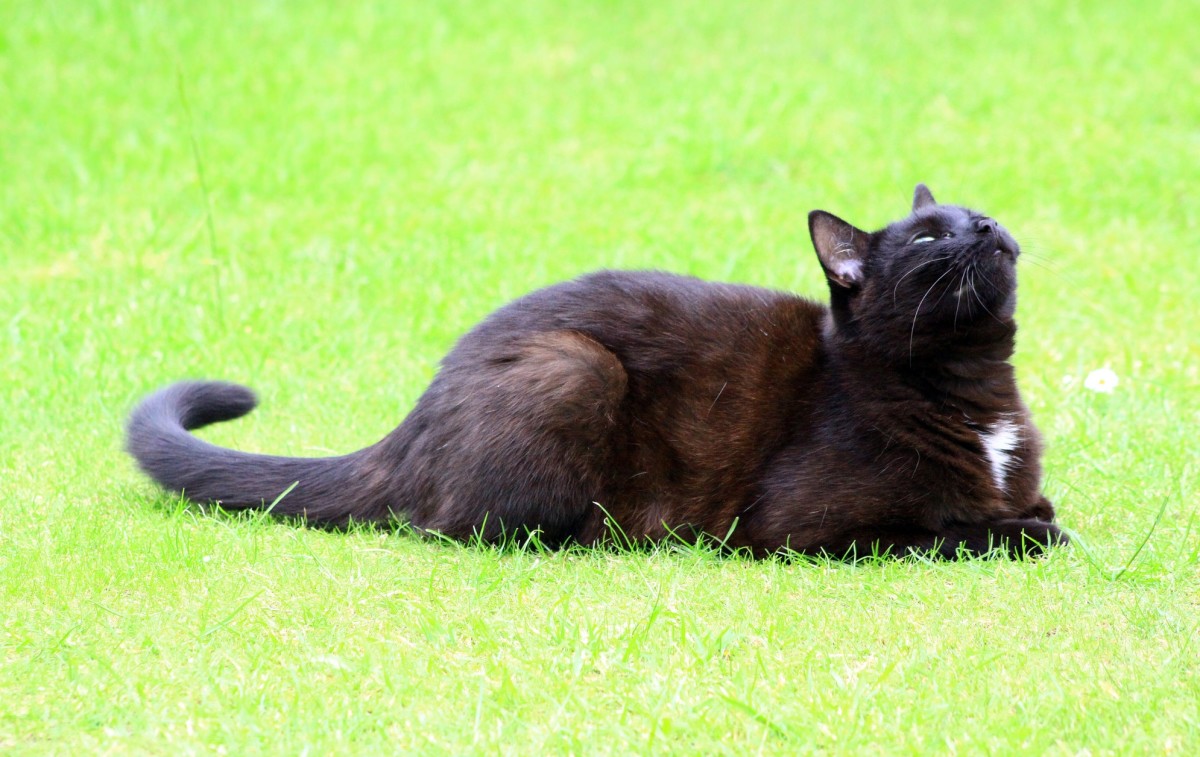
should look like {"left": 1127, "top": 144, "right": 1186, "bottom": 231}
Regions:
{"left": 398, "top": 330, "right": 628, "bottom": 546}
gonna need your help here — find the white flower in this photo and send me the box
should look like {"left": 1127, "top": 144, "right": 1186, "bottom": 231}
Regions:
{"left": 313, "top": 654, "right": 349, "bottom": 670}
{"left": 1084, "top": 367, "right": 1119, "bottom": 394}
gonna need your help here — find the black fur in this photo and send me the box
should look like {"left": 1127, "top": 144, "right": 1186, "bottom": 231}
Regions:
{"left": 127, "top": 185, "right": 1065, "bottom": 558}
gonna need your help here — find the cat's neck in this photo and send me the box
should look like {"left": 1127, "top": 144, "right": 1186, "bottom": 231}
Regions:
{"left": 825, "top": 317, "right": 1021, "bottom": 417}
{"left": 906, "top": 354, "right": 1020, "bottom": 418}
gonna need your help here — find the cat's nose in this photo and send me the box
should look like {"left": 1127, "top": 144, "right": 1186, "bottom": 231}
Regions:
{"left": 974, "top": 217, "right": 998, "bottom": 235}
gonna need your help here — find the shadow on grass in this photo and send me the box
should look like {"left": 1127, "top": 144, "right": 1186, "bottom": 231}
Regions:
{"left": 133, "top": 487, "right": 1080, "bottom": 568}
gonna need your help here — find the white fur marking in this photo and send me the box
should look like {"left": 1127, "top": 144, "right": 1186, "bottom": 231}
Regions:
{"left": 980, "top": 419, "right": 1020, "bottom": 492}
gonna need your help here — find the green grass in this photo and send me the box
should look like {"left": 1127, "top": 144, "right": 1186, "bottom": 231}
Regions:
{"left": 2, "top": 0, "right": 1198, "bottom": 752}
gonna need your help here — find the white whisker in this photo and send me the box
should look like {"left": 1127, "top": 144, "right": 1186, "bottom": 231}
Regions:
{"left": 953, "top": 269, "right": 968, "bottom": 331}
{"left": 968, "top": 268, "right": 1005, "bottom": 325}
{"left": 892, "top": 256, "right": 952, "bottom": 306}
{"left": 909, "top": 266, "right": 957, "bottom": 363}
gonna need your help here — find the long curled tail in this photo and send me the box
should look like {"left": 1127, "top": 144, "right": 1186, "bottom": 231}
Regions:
{"left": 125, "top": 381, "right": 385, "bottom": 525}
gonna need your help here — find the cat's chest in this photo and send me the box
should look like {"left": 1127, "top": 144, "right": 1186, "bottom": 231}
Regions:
{"left": 887, "top": 411, "right": 1027, "bottom": 524}
{"left": 885, "top": 409, "right": 1025, "bottom": 504}
{"left": 969, "top": 416, "right": 1021, "bottom": 494}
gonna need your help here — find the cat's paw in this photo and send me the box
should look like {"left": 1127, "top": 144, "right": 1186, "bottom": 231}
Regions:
{"left": 1020, "top": 495, "right": 1056, "bottom": 522}
{"left": 993, "top": 518, "right": 1067, "bottom": 557}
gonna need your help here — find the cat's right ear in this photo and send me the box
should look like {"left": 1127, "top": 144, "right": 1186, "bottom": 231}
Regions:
{"left": 912, "top": 183, "right": 937, "bottom": 212}
{"left": 809, "top": 210, "right": 870, "bottom": 289}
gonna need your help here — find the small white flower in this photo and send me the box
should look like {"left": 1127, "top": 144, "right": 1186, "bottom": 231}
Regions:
{"left": 1084, "top": 367, "right": 1119, "bottom": 394}
{"left": 313, "top": 654, "right": 349, "bottom": 670}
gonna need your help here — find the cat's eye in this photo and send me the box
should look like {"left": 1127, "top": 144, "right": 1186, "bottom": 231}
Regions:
{"left": 909, "top": 231, "right": 953, "bottom": 245}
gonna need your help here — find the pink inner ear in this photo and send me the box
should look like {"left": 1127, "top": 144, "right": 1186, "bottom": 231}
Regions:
{"left": 832, "top": 257, "right": 862, "bottom": 282}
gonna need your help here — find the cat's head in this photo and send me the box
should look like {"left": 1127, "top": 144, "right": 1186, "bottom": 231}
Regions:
{"left": 808, "top": 184, "right": 1020, "bottom": 362}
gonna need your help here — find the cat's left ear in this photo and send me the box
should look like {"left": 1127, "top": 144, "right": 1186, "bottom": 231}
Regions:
{"left": 809, "top": 210, "right": 870, "bottom": 289}
{"left": 912, "top": 183, "right": 937, "bottom": 212}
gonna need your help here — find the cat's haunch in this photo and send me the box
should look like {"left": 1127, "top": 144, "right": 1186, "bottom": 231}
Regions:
{"left": 127, "top": 184, "right": 1065, "bottom": 559}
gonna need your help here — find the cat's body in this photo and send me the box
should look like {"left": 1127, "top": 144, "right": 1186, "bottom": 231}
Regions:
{"left": 127, "top": 185, "right": 1064, "bottom": 557}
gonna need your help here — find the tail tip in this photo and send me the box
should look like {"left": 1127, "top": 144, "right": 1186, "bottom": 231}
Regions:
{"left": 188, "top": 381, "right": 258, "bottom": 423}
{"left": 128, "top": 380, "right": 259, "bottom": 436}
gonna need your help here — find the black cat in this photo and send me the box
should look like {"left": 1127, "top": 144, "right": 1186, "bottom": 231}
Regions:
{"left": 127, "top": 184, "right": 1065, "bottom": 558}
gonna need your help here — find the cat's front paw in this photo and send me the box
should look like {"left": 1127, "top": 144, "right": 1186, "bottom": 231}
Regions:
{"left": 1020, "top": 495, "right": 1056, "bottom": 522}
{"left": 994, "top": 518, "right": 1068, "bottom": 558}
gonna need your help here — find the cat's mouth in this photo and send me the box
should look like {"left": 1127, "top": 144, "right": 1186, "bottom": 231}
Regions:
{"left": 993, "top": 238, "right": 1019, "bottom": 258}
{"left": 985, "top": 228, "right": 1020, "bottom": 259}
{"left": 961, "top": 235, "right": 1018, "bottom": 267}
{"left": 957, "top": 244, "right": 1015, "bottom": 269}
{"left": 947, "top": 238, "right": 1019, "bottom": 303}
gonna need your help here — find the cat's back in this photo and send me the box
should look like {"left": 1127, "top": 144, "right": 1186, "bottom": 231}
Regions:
{"left": 462, "top": 269, "right": 828, "bottom": 367}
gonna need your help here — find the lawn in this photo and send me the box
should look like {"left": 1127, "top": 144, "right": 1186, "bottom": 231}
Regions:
{"left": 2, "top": 0, "right": 1197, "bottom": 752}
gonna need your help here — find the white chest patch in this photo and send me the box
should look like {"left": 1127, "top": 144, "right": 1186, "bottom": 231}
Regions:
{"left": 979, "top": 419, "right": 1021, "bottom": 493}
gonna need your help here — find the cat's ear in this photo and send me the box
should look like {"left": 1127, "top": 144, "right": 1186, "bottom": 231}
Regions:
{"left": 809, "top": 210, "right": 870, "bottom": 289}
{"left": 912, "top": 183, "right": 937, "bottom": 212}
